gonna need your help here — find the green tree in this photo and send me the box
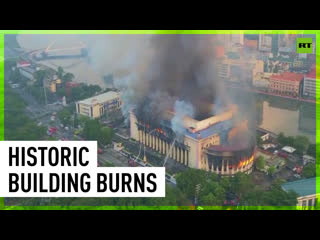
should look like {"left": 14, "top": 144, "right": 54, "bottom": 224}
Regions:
{"left": 57, "top": 108, "right": 72, "bottom": 126}
{"left": 231, "top": 172, "right": 254, "bottom": 197}
{"left": 220, "top": 177, "right": 231, "bottom": 191}
{"left": 98, "top": 127, "right": 114, "bottom": 145}
{"left": 267, "top": 166, "right": 276, "bottom": 176}
{"left": 57, "top": 66, "right": 64, "bottom": 79}
{"left": 73, "top": 113, "right": 79, "bottom": 128}
{"left": 83, "top": 119, "right": 101, "bottom": 140}
{"left": 256, "top": 135, "right": 263, "bottom": 146}
{"left": 62, "top": 72, "right": 75, "bottom": 83}
{"left": 201, "top": 193, "right": 218, "bottom": 206}
{"left": 294, "top": 135, "right": 310, "bottom": 155}
{"left": 34, "top": 70, "right": 49, "bottom": 87}
{"left": 9, "top": 68, "right": 21, "bottom": 83}
{"left": 302, "top": 163, "right": 316, "bottom": 178}
{"left": 176, "top": 168, "right": 207, "bottom": 199}
{"left": 307, "top": 144, "right": 317, "bottom": 158}
{"left": 256, "top": 156, "right": 265, "bottom": 170}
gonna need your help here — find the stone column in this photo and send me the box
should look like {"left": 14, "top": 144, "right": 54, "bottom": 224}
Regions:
{"left": 176, "top": 148, "right": 180, "bottom": 163}
{"left": 160, "top": 139, "right": 163, "bottom": 154}
{"left": 141, "top": 130, "right": 144, "bottom": 144}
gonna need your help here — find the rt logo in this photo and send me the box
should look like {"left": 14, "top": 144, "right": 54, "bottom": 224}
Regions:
{"left": 297, "top": 38, "right": 313, "bottom": 53}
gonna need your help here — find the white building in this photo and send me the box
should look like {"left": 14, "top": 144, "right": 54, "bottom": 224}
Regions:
{"left": 303, "top": 68, "right": 317, "bottom": 98}
{"left": 253, "top": 72, "right": 273, "bottom": 89}
{"left": 259, "top": 34, "right": 272, "bottom": 52}
{"left": 76, "top": 91, "right": 122, "bottom": 119}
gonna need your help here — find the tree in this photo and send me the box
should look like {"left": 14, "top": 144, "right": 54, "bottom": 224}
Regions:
{"left": 267, "top": 166, "right": 276, "bottom": 176}
{"left": 62, "top": 72, "right": 75, "bottom": 83}
{"left": 307, "top": 144, "right": 317, "bottom": 158}
{"left": 256, "top": 135, "right": 263, "bottom": 146}
{"left": 176, "top": 168, "right": 207, "bottom": 199}
{"left": 9, "top": 68, "right": 21, "bottom": 83}
{"left": 57, "top": 66, "right": 64, "bottom": 79}
{"left": 34, "top": 70, "right": 49, "bottom": 87}
{"left": 231, "top": 172, "right": 254, "bottom": 198}
{"left": 302, "top": 163, "right": 316, "bottom": 178}
{"left": 256, "top": 156, "right": 265, "bottom": 170}
{"left": 277, "top": 132, "right": 286, "bottom": 146}
{"left": 57, "top": 108, "right": 72, "bottom": 126}
{"left": 73, "top": 113, "right": 79, "bottom": 128}
{"left": 83, "top": 119, "right": 101, "bottom": 140}
{"left": 201, "top": 193, "right": 218, "bottom": 206}
{"left": 294, "top": 135, "right": 310, "bottom": 155}
{"left": 98, "top": 127, "right": 114, "bottom": 145}
{"left": 220, "top": 177, "right": 231, "bottom": 191}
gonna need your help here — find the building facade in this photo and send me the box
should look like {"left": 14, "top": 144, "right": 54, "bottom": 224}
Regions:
{"left": 269, "top": 72, "right": 304, "bottom": 97}
{"left": 282, "top": 177, "right": 318, "bottom": 207}
{"left": 217, "top": 58, "right": 264, "bottom": 83}
{"left": 253, "top": 72, "right": 273, "bottom": 89}
{"left": 259, "top": 34, "right": 273, "bottom": 52}
{"left": 76, "top": 91, "right": 122, "bottom": 119}
{"left": 303, "top": 68, "right": 317, "bottom": 98}
{"left": 130, "top": 104, "right": 256, "bottom": 176}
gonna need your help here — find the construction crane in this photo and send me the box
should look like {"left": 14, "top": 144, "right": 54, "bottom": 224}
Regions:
{"left": 31, "top": 41, "right": 88, "bottom": 60}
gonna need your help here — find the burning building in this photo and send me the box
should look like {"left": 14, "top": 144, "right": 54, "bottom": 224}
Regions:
{"left": 130, "top": 102, "right": 256, "bottom": 176}
{"left": 109, "top": 35, "right": 257, "bottom": 176}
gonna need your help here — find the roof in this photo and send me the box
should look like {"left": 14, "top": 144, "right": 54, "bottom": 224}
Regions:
{"left": 282, "top": 146, "right": 296, "bottom": 153}
{"left": 208, "top": 142, "right": 250, "bottom": 152}
{"left": 282, "top": 177, "right": 317, "bottom": 197}
{"left": 78, "top": 91, "right": 120, "bottom": 105}
{"left": 17, "top": 61, "right": 31, "bottom": 67}
{"left": 302, "top": 155, "right": 316, "bottom": 161}
{"left": 184, "top": 119, "right": 233, "bottom": 140}
{"left": 244, "top": 39, "right": 258, "bottom": 48}
{"left": 271, "top": 72, "right": 304, "bottom": 82}
{"left": 305, "top": 68, "right": 316, "bottom": 79}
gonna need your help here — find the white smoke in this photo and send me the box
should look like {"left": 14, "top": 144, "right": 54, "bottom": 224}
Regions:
{"left": 171, "top": 100, "right": 194, "bottom": 141}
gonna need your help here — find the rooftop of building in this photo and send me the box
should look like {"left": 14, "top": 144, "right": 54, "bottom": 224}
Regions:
{"left": 207, "top": 142, "right": 252, "bottom": 152}
{"left": 77, "top": 91, "right": 120, "bottom": 105}
{"left": 184, "top": 119, "right": 233, "bottom": 140}
{"left": 305, "top": 65, "right": 316, "bottom": 79}
{"left": 281, "top": 177, "right": 317, "bottom": 197}
{"left": 270, "top": 72, "right": 304, "bottom": 82}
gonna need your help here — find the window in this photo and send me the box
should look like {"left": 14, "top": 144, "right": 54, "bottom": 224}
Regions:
{"left": 308, "top": 199, "right": 313, "bottom": 207}
{"left": 302, "top": 200, "right": 307, "bottom": 206}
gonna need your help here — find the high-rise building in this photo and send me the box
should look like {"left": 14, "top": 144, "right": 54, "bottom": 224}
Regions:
{"left": 303, "top": 67, "right": 317, "bottom": 98}
{"left": 259, "top": 34, "right": 273, "bottom": 52}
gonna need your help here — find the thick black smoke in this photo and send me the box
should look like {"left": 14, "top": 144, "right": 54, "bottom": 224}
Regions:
{"left": 123, "top": 35, "right": 228, "bottom": 124}
{"left": 112, "top": 34, "right": 256, "bottom": 144}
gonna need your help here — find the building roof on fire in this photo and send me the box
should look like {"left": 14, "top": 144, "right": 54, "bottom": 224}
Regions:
{"left": 184, "top": 119, "right": 233, "bottom": 140}
{"left": 282, "top": 177, "right": 317, "bottom": 197}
